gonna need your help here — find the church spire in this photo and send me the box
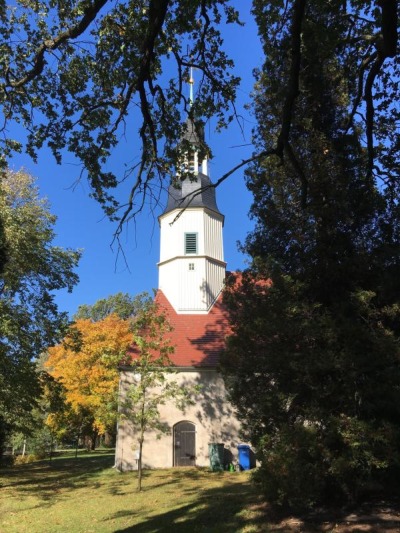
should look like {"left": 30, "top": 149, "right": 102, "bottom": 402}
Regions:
{"left": 163, "top": 71, "right": 214, "bottom": 216}
{"left": 177, "top": 69, "right": 208, "bottom": 177}
{"left": 158, "top": 73, "right": 225, "bottom": 314}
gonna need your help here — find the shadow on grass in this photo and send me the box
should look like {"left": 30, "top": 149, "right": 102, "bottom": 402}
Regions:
{"left": 109, "top": 470, "right": 400, "bottom": 533}
{"left": 3, "top": 456, "right": 400, "bottom": 532}
{"left": 107, "top": 467, "right": 208, "bottom": 497}
{"left": 111, "top": 497, "right": 400, "bottom": 533}
{"left": 0, "top": 451, "right": 115, "bottom": 501}
{"left": 108, "top": 469, "right": 267, "bottom": 533}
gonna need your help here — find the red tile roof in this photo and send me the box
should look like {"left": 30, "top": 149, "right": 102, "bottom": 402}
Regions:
{"left": 127, "top": 290, "right": 230, "bottom": 368}
{"left": 155, "top": 290, "right": 230, "bottom": 367}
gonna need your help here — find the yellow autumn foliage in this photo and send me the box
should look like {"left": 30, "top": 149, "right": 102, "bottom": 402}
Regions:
{"left": 46, "top": 314, "right": 132, "bottom": 433}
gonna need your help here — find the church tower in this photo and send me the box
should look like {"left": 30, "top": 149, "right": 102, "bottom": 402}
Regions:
{"left": 116, "top": 79, "right": 243, "bottom": 473}
{"left": 158, "top": 115, "right": 226, "bottom": 314}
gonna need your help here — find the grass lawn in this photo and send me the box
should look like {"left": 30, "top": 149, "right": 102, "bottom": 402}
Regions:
{"left": 2, "top": 452, "right": 400, "bottom": 532}
{"left": 0, "top": 451, "right": 267, "bottom": 533}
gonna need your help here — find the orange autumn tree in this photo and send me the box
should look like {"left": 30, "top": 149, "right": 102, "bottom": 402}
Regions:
{"left": 45, "top": 314, "right": 132, "bottom": 447}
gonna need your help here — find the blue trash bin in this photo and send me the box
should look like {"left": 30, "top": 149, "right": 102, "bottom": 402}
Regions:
{"left": 237, "top": 444, "right": 251, "bottom": 470}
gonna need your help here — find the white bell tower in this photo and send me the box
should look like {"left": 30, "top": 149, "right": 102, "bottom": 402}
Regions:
{"left": 158, "top": 97, "right": 226, "bottom": 314}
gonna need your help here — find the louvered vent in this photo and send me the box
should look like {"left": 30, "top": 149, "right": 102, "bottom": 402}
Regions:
{"left": 185, "top": 233, "right": 197, "bottom": 254}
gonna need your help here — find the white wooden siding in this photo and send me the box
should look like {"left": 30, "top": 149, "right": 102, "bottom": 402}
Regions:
{"left": 158, "top": 207, "right": 225, "bottom": 313}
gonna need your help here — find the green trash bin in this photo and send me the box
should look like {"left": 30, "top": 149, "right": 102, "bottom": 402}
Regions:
{"left": 209, "top": 443, "right": 224, "bottom": 471}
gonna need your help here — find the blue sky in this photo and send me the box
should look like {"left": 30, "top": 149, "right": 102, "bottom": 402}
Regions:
{"left": 8, "top": 4, "right": 262, "bottom": 317}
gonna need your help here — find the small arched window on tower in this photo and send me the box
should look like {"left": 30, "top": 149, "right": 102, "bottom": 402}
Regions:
{"left": 177, "top": 149, "right": 197, "bottom": 177}
{"left": 185, "top": 233, "right": 197, "bottom": 255}
{"left": 188, "top": 148, "right": 196, "bottom": 174}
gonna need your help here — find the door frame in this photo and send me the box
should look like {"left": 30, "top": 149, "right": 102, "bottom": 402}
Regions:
{"left": 173, "top": 421, "right": 196, "bottom": 466}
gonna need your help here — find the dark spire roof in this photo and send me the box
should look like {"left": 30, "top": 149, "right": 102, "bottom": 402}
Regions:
{"left": 162, "top": 115, "right": 222, "bottom": 217}
{"left": 181, "top": 118, "right": 204, "bottom": 146}
{"left": 162, "top": 172, "right": 222, "bottom": 216}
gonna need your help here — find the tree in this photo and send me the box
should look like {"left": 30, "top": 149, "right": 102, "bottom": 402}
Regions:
{"left": 45, "top": 314, "right": 133, "bottom": 447}
{"left": 0, "top": 2, "right": 396, "bottom": 232}
{"left": 0, "top": 169, "right": 80, "bottom": 461}
{"left": 0, "top": 0, "right": 240, "bottom": 230}
{"left": 74, "top": 292, "right": 151, "bottom": 321}
{"left": 221, "top": 1, "right": 400, "bottom": 511}
{"left": 121, "top": 300, "right": 197, "bottom": 491}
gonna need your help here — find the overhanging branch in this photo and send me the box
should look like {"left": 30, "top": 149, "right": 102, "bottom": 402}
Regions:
{"left": 7, "top": 0, "right": 109, "bottom": 89}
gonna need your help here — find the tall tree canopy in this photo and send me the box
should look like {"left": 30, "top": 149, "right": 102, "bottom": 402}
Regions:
{"left": 0, "top": 1, "right": 397, "bottom": 232}
{"left": 0, "top": 0, "right": 240, "bottom": 229}
{"left": 73, "top": 291, "right": 151, "bottom": 321}
{"left": 221, "top": 0, "right": 400, "bottom": 511}
{"left": 0, "top": 0, "right": 398, "bottom": 502}
{"left": 0, "top": 169, "right": 80, "bottom": 457}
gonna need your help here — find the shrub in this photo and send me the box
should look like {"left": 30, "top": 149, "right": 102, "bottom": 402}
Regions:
{"left": 14, "top": 454, "right": 38, "bottom": 465}
{"left": 254, "top": 416, "right": 400, "bottom": 511}
{"left": 254, "top": 423, "right": 327, "bottom": 512}
{"left": 326, "top": 416, "right": 399, "bottom": 501}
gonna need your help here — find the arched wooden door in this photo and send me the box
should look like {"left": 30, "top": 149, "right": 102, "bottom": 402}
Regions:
{"left": 173, "top": 421, "right": 196, "bottom": 466}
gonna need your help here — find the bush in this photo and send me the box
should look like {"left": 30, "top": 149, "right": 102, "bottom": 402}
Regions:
{"left": 254, "top": 416, "right": 400, "bottom": 511}
{"left": 254, "top": 424, "right": 327, "bottom": 512}
{"left": 27, "top": 427, "right": 54, "bottom": 459}
{"left": 326, "top": 416, "right": 399, "bottom": 501}
{"left": 14, "top": 454, "right": 38, "bottom": 465}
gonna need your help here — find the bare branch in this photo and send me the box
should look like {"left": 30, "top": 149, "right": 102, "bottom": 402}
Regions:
{"left": 364, "top": 53, "right": 384, "bottom": 175}
{"left": 170, "top": 149, "right": 277, "bottom": 225}
{"left": 363, "top": 0, "right": 397, "bottom": 174}
{"left": 344, "top": 51, "right": 377, "bottom": 133}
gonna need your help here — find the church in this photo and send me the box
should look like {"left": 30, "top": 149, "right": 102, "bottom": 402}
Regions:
{"left": 115, "top": 118, "right": 242, "bottom": 470}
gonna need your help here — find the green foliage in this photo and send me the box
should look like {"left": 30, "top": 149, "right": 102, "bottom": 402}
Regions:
{"left": 122, "top": 300, "right": 198, "bottom": 491}
{"left": 0, "top": 0, "right": 240, "bottom": 222}
{"left": 221, "top": 1, "right": 400, "bottom": 511}
{"left": 223, "top": 271, "right": 400, "bottom": 508}
{"left": 0, "top": 1, "right": 396, "bottom": 233}
{"left": 24, "top": 426, "right": 54, "bottom": 459}
{"left": 73, "top": 291, "right": 152, "bottom": 321}
{"left": 326, "top": 416, "right": 399, "bottom": 500}
{"left": 0, "top": 169, "right": 80, "bottom": 460}
{"left": 6, "top": 371, "right": 65, "bottom": 460}
{"left": 254, "top": 424, "right": 326, "bottom": 511}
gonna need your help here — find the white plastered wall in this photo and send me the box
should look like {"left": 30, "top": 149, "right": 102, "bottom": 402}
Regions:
{"left": 115, "top": 369, "right": 242, "bottom": 471}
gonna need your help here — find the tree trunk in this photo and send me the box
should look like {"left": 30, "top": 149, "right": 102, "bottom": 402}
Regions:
{"left": 137, "top": 393, "right": 146, "bottom": 492}
{"left": 137, "top": 436, "right": 143, "bottom": 492}
{"left": 91, "top": 431, "right": 98, "bottom": 451}
{"left": 0, "top": 418, "right": 8, "bottom": 466}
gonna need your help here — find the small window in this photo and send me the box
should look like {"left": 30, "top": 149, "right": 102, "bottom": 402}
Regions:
{"left": 188, "top": 149, "right": 196, "bottom": 173}
{"left": 185, "top": 233, "right": 197, "bottom": 254}
{"left": 188, "top": 263, "right": 195, "bottom": 271}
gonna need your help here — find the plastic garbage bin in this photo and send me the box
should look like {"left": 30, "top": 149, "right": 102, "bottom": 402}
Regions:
{"left": 209, "top": 443, "right": 224, "bottom": 471}
{"left": 237, "top": 444, "right": 251, "bottom": 470}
